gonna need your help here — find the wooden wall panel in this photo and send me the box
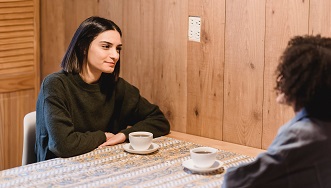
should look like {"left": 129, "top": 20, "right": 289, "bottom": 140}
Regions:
{"left": 40, "top": 0, "right": 331, "bottom": 151}
{"left": 41, "top": 0, "right": 98, "bottom": 79}
{"left": 0, "top": 90, "right": 35, "bottom": 170}
{"left": 263, "top": 0, "right": 308, "bottom": 149}
{"left": 40, "top": 0, "right": 187, "bottom": 149}
{"left": 309, "top": 0, "right": 331, "bottom": 36}
{"left": 64, "top": 0, "right": 98, "bottom": 44}
{"left": 120, "top": 0, "right": 155, "bottom": 101}
{"left": 0, "top": 0, "right": 39, "bottom": 170}
{"left": 40, "top": 0, "right": 65, "bottom": 78}
{"left": 187, "top": 0, "right": 225, "bottom": 140}
{"left": 98, "top": 0, "right": 123, "bottom": 29}
{"left": 223, "top": 0, "right": 265, "bottom": 148}
{"left": 100, "top": 0, "right": 188, "bottom": 131}
{"left": 152, "top": 0, "right": 188, "bottom": 132}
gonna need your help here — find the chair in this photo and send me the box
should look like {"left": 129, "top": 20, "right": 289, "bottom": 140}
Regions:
{"left": 22, "top": 111, "right": 37, "bottom": 165}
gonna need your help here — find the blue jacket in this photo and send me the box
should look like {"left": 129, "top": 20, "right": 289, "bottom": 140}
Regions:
{"left": 222, "top": 108, "right": 331, "bottom": 188}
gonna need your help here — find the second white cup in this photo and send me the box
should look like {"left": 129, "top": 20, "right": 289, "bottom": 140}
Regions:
{"left": 129, "top": 131, "right": 153, "bottom": 151}
{"left": 190, "top": 147, "right": 218, "bottom": 168}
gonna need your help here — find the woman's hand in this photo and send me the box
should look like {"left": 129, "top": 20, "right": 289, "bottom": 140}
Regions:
{"left": 98, "top": 132, "right": 126, "bottom": 148}
{"left": 105, "top": 132, "right": 115, "bottom": 140}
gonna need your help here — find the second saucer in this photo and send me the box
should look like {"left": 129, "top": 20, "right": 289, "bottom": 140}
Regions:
{"left": 182, "top": 159, "right": 223, "bottom": 173}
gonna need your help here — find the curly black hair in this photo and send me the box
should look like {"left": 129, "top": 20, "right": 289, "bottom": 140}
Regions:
{"left": 275, "top": 35, "right": 331, "bottom": 120}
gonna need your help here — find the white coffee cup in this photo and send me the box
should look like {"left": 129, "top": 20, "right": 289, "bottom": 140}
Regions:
{"left": 190, "top": 147, "right": 218, "bottom": 168}
{"left": 129, "top": 131, "right": 153, "bottom": 151}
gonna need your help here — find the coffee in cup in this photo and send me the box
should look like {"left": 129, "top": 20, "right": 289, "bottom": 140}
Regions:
{"left": 190, "top": 147, "right": 217, "bottom": 168}
{"left": 129, "top": 131, "right": 153, "bottom": 151}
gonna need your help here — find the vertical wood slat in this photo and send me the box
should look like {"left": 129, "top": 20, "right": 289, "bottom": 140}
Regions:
{"left": 309, "top": 0, "right": 331, "bottom": 36}
{"left": 33, "top": 0, "right": 39, "bottom": 96}
{"left": 41, "top": 0, "right": 99, "bottom": 79}
{"left": 121, "top": 0, "right": 154, "bottom": 101}
{"left": 98, "top": 0, "right": 123, "bottom": 28}
{"left": 187, "top": 0, "right": 225, "bottom": 140}
{"left": 64, "top": 0, "right": 98, "bottom": 44}
{"left": 0, "top": 90, "right": 35, "bottom": 170}
{"left": 263, "top": 0, "right": 308, "bottom": 149}
{"left": 40, "top": 0, "right": 65, "bottom": 78}
{"left": 152, "top": 0, "right": 188, "bottom": 132}
{"left": 223, "top": 0, "right": 265, "bottom": 148}
{"left": 99, "top": 0, "right": 189, "bottom": 132}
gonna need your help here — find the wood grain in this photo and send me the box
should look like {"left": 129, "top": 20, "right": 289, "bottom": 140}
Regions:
{"left": 223, "top": 0, "right": 265, "bottom": 148}
{"left": 167, "top": 131, "right": 265, "bottom": 157}
{"left": 33, "top": 0, "right": 40, "bottom": 96}
{"left": 0, "top": 73, "right": 35, "bottom": 93}
{"left": 0, "top": 54, "right": 34, "bottom": 65}
{"left": 152, "top": 0, "right": 188, "bottom": 132}
{"left": 0, "top": 89, "right": 36, "bottom": 170}
{"left": 263, "top": 0, "right": 308, "bottom": 149}
{"left": 100, "top": 0, "right": 188, "bottom": 132}
{"left": 187, "top": 0, "right": 225, "bottom": 140}
{"left": 38, "top": 0, "right": 331, "bottom": 153}
{"left": 309, "top": 0, "right": 331, "bottom": 36}
{"left": 41, "top": 0, "right": 99, "bottom": 79}
{"left": 40, "top": 0, "right": 65, "bottom": 78}
{"left": 120, "top": 0, "right": 154, "bottom": 101}
{"left": 98, "top": 0, "right": 123, "bottom": 28}
{"left": 64, "top": 0, "right": 98, "bottom": 44}
{"left": 0, "top": 0, "right": 39, "bottom": 170}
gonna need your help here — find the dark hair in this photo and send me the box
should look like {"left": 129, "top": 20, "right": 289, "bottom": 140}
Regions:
{"left": 275, "top": 35, "right": 331, "bottom": 119}
{"left": 61, "top": 16, "right": 122, "bottom": 81}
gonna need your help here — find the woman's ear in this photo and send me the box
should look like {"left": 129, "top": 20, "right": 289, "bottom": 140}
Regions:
{"left": 276, "top": 93, "right": 287, "bottom": 104}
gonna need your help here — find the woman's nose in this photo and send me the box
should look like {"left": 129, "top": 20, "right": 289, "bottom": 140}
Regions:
{"left": 109, "top": 48, "right": 119, "bottom": 59}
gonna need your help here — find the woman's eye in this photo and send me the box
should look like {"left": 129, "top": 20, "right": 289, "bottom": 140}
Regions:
{"left": 102, "top": 45, "right": 110, "bottom": 49}
{"left": 116, "top": 48, "right": 122, "bottom": 53}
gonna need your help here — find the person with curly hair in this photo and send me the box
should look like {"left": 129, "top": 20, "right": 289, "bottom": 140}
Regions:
{"left": 222, "top": 35, "right": 331, "bottom": 188}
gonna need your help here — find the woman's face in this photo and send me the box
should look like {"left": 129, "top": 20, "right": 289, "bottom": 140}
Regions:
{"left": 85, "top": 30, "right": 122, "bottom": 77}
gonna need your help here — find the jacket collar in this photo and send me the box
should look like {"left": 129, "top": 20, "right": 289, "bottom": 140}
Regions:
{"left": 289, "top": 108, "right": 308, "bottom": 125}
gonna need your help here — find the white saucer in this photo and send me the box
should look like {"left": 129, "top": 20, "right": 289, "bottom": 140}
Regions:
{"left": 182, "top": 159, "right": 223, "bottom": 173}
{"left": 123, "top": 143, "right": 159, "bottom": 154}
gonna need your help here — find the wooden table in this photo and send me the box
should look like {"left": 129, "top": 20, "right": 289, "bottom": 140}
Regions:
{"left": 0, "top": 131, "right": 264, "bottom": 188}
{"left": 167, "top": 131, "right": 265, "bottom": 157}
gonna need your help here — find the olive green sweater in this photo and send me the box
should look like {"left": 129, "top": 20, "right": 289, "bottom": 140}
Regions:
{"left": 36, "top": 71, "right": 170, "bottom": 161}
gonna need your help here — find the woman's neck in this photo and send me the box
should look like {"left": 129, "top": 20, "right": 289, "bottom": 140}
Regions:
{"left": 79, "top": 71, "right": 101, "bottom": 84}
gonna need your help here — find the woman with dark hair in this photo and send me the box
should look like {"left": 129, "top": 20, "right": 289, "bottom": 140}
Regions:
{"left": 222, "top": 35, "right": 331, "bottom": 188}
{"left": 36, "top": 16, "right": 170, "bottom": 162}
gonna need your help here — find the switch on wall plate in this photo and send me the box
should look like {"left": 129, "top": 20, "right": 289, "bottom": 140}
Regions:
{"left": 188, "top": 16, "right": 201, "bottom": 42}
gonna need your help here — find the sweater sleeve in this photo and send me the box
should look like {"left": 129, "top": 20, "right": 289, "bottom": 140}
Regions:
{"left": 37, "top": 75, "right": 106, "bottom": 158}
{"left": 117, "top": 79, "right": 170, "bottom": 138}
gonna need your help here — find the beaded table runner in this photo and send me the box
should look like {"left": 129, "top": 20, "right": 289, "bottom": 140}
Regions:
{"left": 0, "top": 137, "right": 255, "bottom": 188}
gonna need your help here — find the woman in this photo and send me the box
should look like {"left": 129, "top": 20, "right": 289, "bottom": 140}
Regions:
{"left": 36, "top": 16, "right": 170, "bottom": 161}
{"left": 222, "top": 35, "right": 331, "bottom": 188}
